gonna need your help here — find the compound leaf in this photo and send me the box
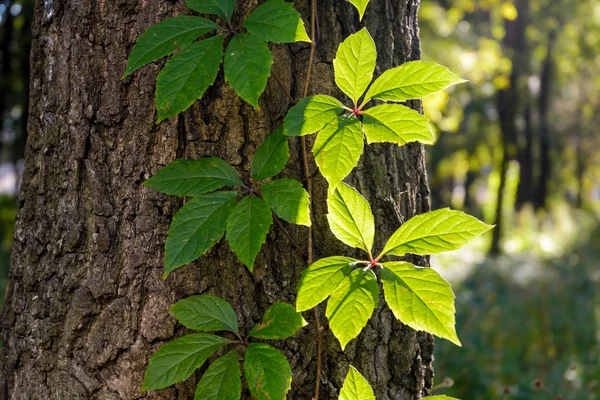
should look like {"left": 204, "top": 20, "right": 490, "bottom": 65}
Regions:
{"left": 249, "top": 302, "right": 307, "bottom": 339}
{"left": 252, "top": 127, "right": 289, "bottom": 182}
{"left": 142, "top": 333, "right": 232, "bottom": 391}
{"left": 156, "top": 35, "right": 224, "bottom": 121}
{"left": 226, "top": 195, "right": 273, "bottom": 270}
{"left": 339, "top": 366, "right": 375, "bottom": 400}
{"left": 296, "top": 256, "right": 356, "bottom": 312}
{"left": 380, "top": 208, "right": 494, "bottom": 258}
{"left": 362, "top": 103, "right": 435, "bottom": 146}
{"left": 165, "top": 191, "right": 238, "bottom": 276}
{"left": 326, "top": 269, "right": 378, "bottom": 350}
{"left": 186, "top": 0, "right": 235, "bottom": 23}
{"left": 327, "top": 183, "right": 374, "bottom": 253}
{"left": 260, "top": 178, "right": 311, "bottom": 226}
{"left": 145, "top": 158, "right": 243, "bottom": 197}
{"left": 224, "top": 33, "right": 272, "bottom": 108}
{"left": 194, "top": 350, "right": 241, "bottom": 400}
{"left": 124, "top": 16, "right": 219, "bottom": 77}
{"left": 283, "top": 95, "right": 346, "bottom": 137}
{"left": 244, "top": 0, "right": 311, "bottom": 43}
{"left": 333, "top": 28, "right": 376, "bottom": 105}
{"left": 170, "top": 294, "right": 239, "bottom": 334}
{"left": 364, "top": 61, "right": 466, "bottom": 104}
{"left": 313, "top": 116, "right": 364, "bottom": 189}
{"left": 381, "top": 261, "right": 460, "bottom": 345}
{"left": 244, "top": 343, "right": 292, "bottom": 400}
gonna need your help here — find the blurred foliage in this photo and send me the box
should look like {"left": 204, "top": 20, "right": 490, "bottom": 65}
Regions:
{"left": 0, "top": 196, "right": 16, "bottom": 309}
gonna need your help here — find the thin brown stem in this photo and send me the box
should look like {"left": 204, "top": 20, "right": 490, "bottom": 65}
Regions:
{"left": 273, "top": 215, "right": 307, "bottom": 262}
{"left": 272, "top": 70, "right": 296, "bottom": 105}
{"left": 292, "top": 381, "right": 311, "bottom": 399}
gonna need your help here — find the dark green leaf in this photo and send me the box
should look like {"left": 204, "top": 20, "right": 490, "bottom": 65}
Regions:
{"left": 170, "top": 294, "right": 239, "bottom": 333}
{"left": 249, "top": 302, "right": 307, "bottom": 339}
{"left": 226, "top": 195, "right": 273, "bottom": 270}
{"left": 243, "top": 0, "right": 311, "bottom": 43}
{"left": 186, "top": 0, "right": 235, "bottom": 23}
{"left": 142, "top": 333, "right": 232, "bottom": 391}
{"left": 283, "top": 95, "right": 346, "bottom": 137}
{"left": 156, "top": 35, "right": 224, "bottom": 121}
{"left": 244, "top": 343, "right": 292, "bottom": 400}
{"left": 145, "top": 158, "right": 243, "bottom": 197}
{"left": 194, "top": 350, "right": 241, "bottom": 400}
{"left": 224, "top": 33, "right": 273, "bottom": 108}
{"left": 165, "top": 191, "right": 238, "bottom": 276}
{"left": 124, "top": 16, "right": 219, "bottom": 77}
{"left": 260, "top": 179, "right": 311, "bottom": 226}
{"left": 362, "top": 103, "right": 435, "bottom": 145}
{"left": 251, "top": 127, "right": 289, "bottom": 181}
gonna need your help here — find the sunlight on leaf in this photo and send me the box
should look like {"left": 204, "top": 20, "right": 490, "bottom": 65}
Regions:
{"left": 339, "top": 365, "right": 375, "bottom": 400}
{"left": 334, "top": 28, "right": 377, "bottom": 105}
{"left": 244, "top": 0, "right": 311, "bottom": 43}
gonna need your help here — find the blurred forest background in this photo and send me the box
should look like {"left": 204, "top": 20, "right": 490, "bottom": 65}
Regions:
{"left": 0, "top": 0, "right": 598, "bottom": 399}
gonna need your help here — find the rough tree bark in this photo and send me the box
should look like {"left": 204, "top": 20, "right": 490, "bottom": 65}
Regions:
{"left": 0, "top": 0, "right": 433, "bottom": 399}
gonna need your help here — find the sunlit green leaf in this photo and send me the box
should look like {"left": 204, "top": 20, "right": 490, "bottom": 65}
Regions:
{"left": 333, "top": 28, "right": 376, "bottom": 105}
{"left": 379, "top": 208, "right": 494, "bottom": 258}
{"left": 165, "top": 191, "right": 238, "bottom": 276}
{"left": 313, "top": 116, "right": 364, "bottom": 189}
{"left": 186, "top": 0, "right": 235, "bottom": 23}
{"left": 252, "top": 127, "right": 289, "bottom": 182}
{"left": 194, "top": 350, "right": 241, "bottom": 400}
{"left": 124, "top": 16, "right": 219, "bottom": 77}
{"left": 347, "top": 0, "right": 369, "bottom": 21}
{"left": 327, "top": 183, "right": 374, "bottom": 253}
{"left": 283, "top": 95, "right": 346, "bottom": 137}
{"left": 244, "top": 0, "right": 311, "bottom": 43}
{"left": 260, "top": 178, "right": 311, "bottom": 226}
{"left": 363, "top": 61, "right": 466, "bottom": 104}
{"left": 244, "top": 343, "right": 292, "bottom": 400}
{"left": 381, "top": 261, "right": 460, "bottom": 345}
{"left": 362, "top": 103, "right": 435, "bottom": 145}
{"left": 339, "top": 365, "right": 375, "bottom": 400}
{"left": 142, "top": 333, "right": 232, "bottom": 391}
{"left": 170, "top": 294, "right": 239, "bottom": 333}
{"left": 249, "top": 302, "right": 307, "bottom": 339}
{"left": 326, "top": 269, "right": 378, "bottom": 350}
{"left": 226, "top": 195, "right": 273, "bottom": 270}
{"left": 296, "top": 256, "right": 356, "bottom": 312}
{"left": 145, "top": 158, "right": 243, "bottom": 197}
{"left": 156, "top": 35, "right": 224, "bottom": 121}
{"left": 224, "top": 33, "right": 273, "bottom": 108}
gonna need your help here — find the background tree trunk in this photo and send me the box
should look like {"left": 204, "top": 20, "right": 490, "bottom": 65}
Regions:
{"left": 0, "top": 0, "right": 433, "bottom": 399}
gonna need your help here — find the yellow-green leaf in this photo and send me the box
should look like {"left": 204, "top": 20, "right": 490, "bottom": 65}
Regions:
{"left": 327, "top": 183, "right": 374, "bottom": 253}
{"left": 283, "top": 95, "right": 345, "bottom": 137}
{"left": 362, "top": 103, "right": 435, "bottom": 146}
{"left": 260, "top": 179, "right": 311, "bottom": 226}
{"left": 339, "top": 366, "right": 375, "bottom": 400}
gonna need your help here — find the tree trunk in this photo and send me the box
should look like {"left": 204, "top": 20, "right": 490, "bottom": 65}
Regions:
{"left": 0, "top": 1, "right": 433, "bottom": 399}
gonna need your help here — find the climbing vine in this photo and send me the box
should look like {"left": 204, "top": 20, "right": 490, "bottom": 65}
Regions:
{"left": 126, "top": 0, "right": 491, "bottom": 398}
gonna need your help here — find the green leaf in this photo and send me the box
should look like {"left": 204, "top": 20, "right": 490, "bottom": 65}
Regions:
{"left": 326, "top": 269, "right": 378, "bottom": 350}
{"left": 170, "top": 294, "right": 239, "bottom": 334}
{"left": 165, "top": 192, "right": 238, "bottom": 276}
{"left": 363, "top": 61, "right": 466, "bottom": 104}
{"left": 186, "top": 0, "right": 235, "bottom": 23}
{"left": 251, "top": 127, "right": 289, "bottom": 181}
{"left": 194, "top": 350, "right": 241, "bottom": 400}
{"left": 243, "top": 0, "right": 311, "bottom": 43}
{"left": 326, "top": 183, "right": 374, "bottom": 253}
{"left": 124, "top": 16, "right": 219, "bottom": 77}
{"left": 142, "top": 333, "right": 232, "bottom": 391}
{"left": 312, "top": 116, "right": 364, "bottom": 189}
{"left": 260, "top": 179, "right": 311, "bottom": 226}
{"left": 156, "top": 35, "right": 224, "bottom": 121}
{"left": 244, "top": 343, "right": 292, "bottom": 400}
{"left": 249, "top": 302, "right": 307, "bottom": 339}
{"left": 362, "top": 103, "right": 435, "bottom": 146}
{"left": 145, "top": 158, "right": 243, "bottom": 197}
{"left": 224, "top": 33, "right": 273, "bottom": 108}
{"left": 339, "top": 366, "right": 375, "bottom": 400}
{"left": 296, "top": 256, "right": 356, "bottom": 312}
{"left": 381, "top": 262, "right": 460, "bottom": 345}
{"left": 226, "top": 195, "right": 273, "bottom": 270}
{"left": 380, "top": 208, "right": 494, "bottom": 258}
{"left": 347, "top": 0, "right": 369, "bottom": 21}
{"left": 283, "top": 95, "right": 346, "bottom": 137}
{"left": 333, "top": 28, "right": 376, "bottom": 105}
